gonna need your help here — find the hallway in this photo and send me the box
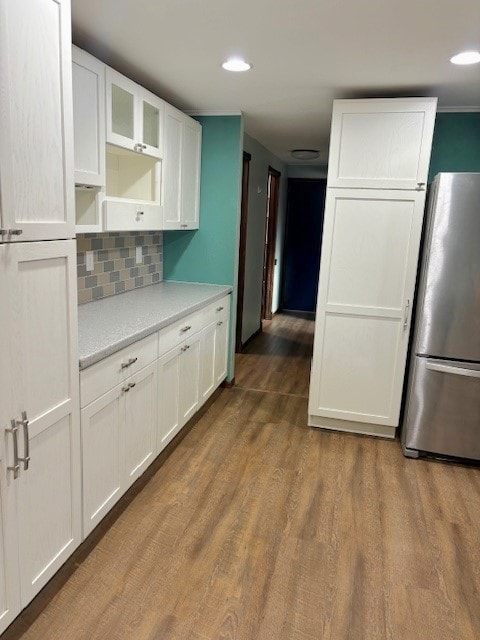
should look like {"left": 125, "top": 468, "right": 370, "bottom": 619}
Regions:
{"left": 5, "top": 314, "right": 480, "bottom": 640}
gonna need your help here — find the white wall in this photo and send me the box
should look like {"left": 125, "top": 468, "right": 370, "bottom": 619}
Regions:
{"left": 242, "top": 133, "right": 287, "bottom": 343}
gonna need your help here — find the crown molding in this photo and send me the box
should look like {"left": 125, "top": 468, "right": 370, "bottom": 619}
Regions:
{"left": 184, "top": 109, "right": 243, "bottom": 116}
{"left": 437, "top": 106, "right": 480, "bottom": 113}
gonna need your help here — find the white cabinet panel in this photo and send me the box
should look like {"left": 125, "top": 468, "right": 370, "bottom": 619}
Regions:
{"left": 124, "top": 362, "right": 157, "bottom": 487}
{"left": 309, "top": 189, "right": 425, "bottom": 428}
{"left": 181, "top": 119, "right": 201, "bottom": 229}
{"left": 163, "top": 106, "right": 183, "bottom": 229}
{"left": 2, "top": 240, "right": 81, "bottom": 603}
{"left": 0, "top": 0, "right": 74, "bottom": 241}
{"left": 214, "top": 317, "right": 229, "bottom": 386}
{"left": 72, "top": 46, "right": 105, "bottom": 187}
{"left": 200, "top": 322, "right": 216, "bottom": 405}
{"left": 179, "top": 333, "right": 201, "bottom": 426}
{"left": 327, "top": 98, "right": 437, "bottom": 190}
{"left": 0, "top": 455, "right": 20, "bottom": 635}
{"left": 81, "top": 387, "right": 124, "bottom": 537}
{"left": 157, "top": 346, "right": 182, "bottom": 450}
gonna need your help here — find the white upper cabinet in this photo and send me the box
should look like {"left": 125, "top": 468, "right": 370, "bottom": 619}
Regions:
{"left": 0, "top": 0, "right": 75, "bottom": 242}
{"left": 163, "top": 104, "right": 201, "bottom": 230}
{"left": 309, "top": 189, "right": 425, "bottom": 431}
{"left": 106, "top": 68, "right": 164, "bottom": 159}
{"left": 72, "top": 46, "right": 105, "bottom": 187}
{"left": 327, "top": 98, "right": 437, "bottom": 190}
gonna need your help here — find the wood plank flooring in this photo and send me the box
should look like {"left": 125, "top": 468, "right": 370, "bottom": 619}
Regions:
{"left": 6, "top": 313, "right": 480, "bottom": 639}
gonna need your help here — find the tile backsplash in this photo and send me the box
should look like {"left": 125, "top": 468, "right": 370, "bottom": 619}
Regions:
{"left": 76, "top": 232, "right": 163, "bottom": 304}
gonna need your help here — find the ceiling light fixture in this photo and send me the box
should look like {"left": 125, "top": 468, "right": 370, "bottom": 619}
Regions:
{"left": 222, "top": 57, "right": 251, "bottom": 72}
{"left": 450, "top": 50, "right": 480, "bottom": 65}
{"left": 291, "top": 149, "right": 320, "bottom": 160}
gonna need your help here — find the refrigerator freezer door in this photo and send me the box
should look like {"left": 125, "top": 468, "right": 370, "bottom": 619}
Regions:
{"left": 416, "top": 173, "right": 480, "bottom": 361}
{"left": 403, "top": 356, "right": 480, "bottom": 459}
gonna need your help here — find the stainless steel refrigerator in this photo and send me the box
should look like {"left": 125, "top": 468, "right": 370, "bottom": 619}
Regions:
{"left": 403, "top": 173, "right": 480, "bottom": 461}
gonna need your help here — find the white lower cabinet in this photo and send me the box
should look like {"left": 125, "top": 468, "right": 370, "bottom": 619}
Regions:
{"left": 80, "top": 293, "right": 231, "bottom": 541}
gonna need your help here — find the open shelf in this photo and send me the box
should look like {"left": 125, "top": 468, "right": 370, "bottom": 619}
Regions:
{"left": 106, "top": 144, "right": 159, "bottom": 203}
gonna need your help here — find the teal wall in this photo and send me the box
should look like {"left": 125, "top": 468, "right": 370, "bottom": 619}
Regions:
{"left": 163, "top": 115, "right": 243, "bottom": 379}
{"left": 429, "top": 112, "right": 480, "bottom": 182}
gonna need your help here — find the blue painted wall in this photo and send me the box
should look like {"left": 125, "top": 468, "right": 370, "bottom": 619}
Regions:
{"left": 163, "top": 115, "right": 243, "bottom": 379}
{"left": 429, "top": 112, "right": 480, "bottom": 182}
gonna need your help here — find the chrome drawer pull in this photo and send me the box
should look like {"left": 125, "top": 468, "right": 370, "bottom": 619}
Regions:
{"left": 122, "top": 385, "right": 131, "bottom": 393}
{"left": 217, "top": 321, "right": 223, "bottom": 326}
{"left": 181, "top": 345, "right": 190, "bottom": 352}
{"left": 128, "top": 382, "right": 136, "bottom": 389}
{"left": 17, "top": 411, "right": 30, "bottom": 471}
{"left": 181, "top": 325, "right": 192, "bottom": 333}
{"left": 121, "top": 357, "right": 138, "bottom": 369}
{"left": 216, "top": 306, "right": 224, "bottom": 312}
{"left": 6, "top": 419, "right": 20, "bottom": 479}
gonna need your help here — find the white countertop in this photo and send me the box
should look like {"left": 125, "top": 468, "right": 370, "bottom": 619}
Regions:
{"left": 78, "top": 281, "right": 232, "bottom": 370}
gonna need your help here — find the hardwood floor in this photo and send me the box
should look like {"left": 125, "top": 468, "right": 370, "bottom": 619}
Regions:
{"left": 6, "top": 313, "right": 480, "bottom": 639}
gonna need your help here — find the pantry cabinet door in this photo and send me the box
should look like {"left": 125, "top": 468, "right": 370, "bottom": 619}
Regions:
{"left": 181, "top": 118, "right": 201, "bottom": 229}
{"left": 0, "top": 0, "right": 75, "bottom": 241}
{"left": 81, "top": 386, "right": 125, "bottom": 537}
{"left": 309, "top": 189, "right": 425, "bottom": 428}
{"left": 157, "top": 346, "right": 182, "bottom": 451}
{"left": 72, "top": 46, "right": 106, "bottom": 187}
{"left": 162, "top": 105, "right": 183, "bottom": 229}
{"left": 327, "top": 98, "right": 437, "bottom": 190}
{"left": 124, "top": 362, "right": 158, "bottom": 488}
{"left": 3, "top": 240, "right": 81, "bottom": 605}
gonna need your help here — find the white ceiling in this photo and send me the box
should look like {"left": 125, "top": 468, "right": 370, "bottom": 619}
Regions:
{"left": 72, "top": 0, "right": 480, "bottom": 165}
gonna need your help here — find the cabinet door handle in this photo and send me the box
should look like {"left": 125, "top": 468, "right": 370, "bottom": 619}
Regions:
{"left": 181, "top": 344, "right": 190, "bottom": 352}
{"left": 403, "top": 299, "right": 410, "bottom": 329}
{"left": 128, "top": 382, "right": 136, "bottom": 389}
{"left": 121, "top": 357, "right": 138, "bottom": 369}
{"left": 416, "top": 182, "right": 425, "bottom": 191}
{"left": 122, "top": 385, "right": 131, "bottom": 393}
{"left": 6, "top": 420, "right": 20, "bottom": 479}
{"left": 142, "top": 144, "right": 147, "bottom": 149}
{"left": 17, "top": 411, "right": 30, "bottom": 471}
{"left": 134, "top": 143, "right": 143, "bottom": 153}
{"left": 216, "top": 306, "right": 224, "bottom": 312}
{"left": 181, "top": 325, "right": 192, "bottom": 333}
{"left": 217, "top": 321, "right": 223, "bottom": 326}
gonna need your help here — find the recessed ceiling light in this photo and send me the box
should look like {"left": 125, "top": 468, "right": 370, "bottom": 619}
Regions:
{"left": 450, "top": 50, "right": 480, "bottom": 65}
{"left": 291, "top": 149, "right": 320, "bottom": 160}
{"left": 222, "top": 57, "right": 251, "bottom": 72}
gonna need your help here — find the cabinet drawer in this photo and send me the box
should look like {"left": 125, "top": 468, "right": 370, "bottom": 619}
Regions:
{"left": 104, "top": 200, "right": 163, "bottom": 231}
{"left": 158, "top": 309, "right": 205, "bottom": 356}
{"left": 201, "top": 295, "right": 230, "bottom": 326}
{"left": 80, "top": 332, "right": 158, "bottom": 407}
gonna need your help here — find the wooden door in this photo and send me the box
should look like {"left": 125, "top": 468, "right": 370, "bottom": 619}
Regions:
{"left": 162, "top": 105, "right": 183, "bottom": 229}
{"left": 72, "top": 46, "right": 106, "bottom": 187}
{"left": 3, "top": 240, "right": 81, "bottom": 605}
{"left": 106, "top": 68, "right": 139, "bottom": 152}
{"left": 262, "top": 167, "right": 281, "bottom": 320}
{"left": 124, "top": 362, "right": 158, "bottom": 488}
{"left": 309, "top": 189, "right": 425, "bottom": 428}
{"left": 181, "top": 118, "right": 202, "bottom": 229}
{"left": 179, "top": 333, "right": 201, "bottom": 426}
{"left": 327, "top": 98, "right": 437, "bottom": 190}
{"left": 157, "top": 346, "right": 182, "bottom": 451}
{"left": 81, "top": 386, "right": 124, "bottom": 537}
{"left": 200, "top": 322, "right": 217, "bottom": 405}
{"left": 0, "top": 0, "right": 75, "bottom": 241}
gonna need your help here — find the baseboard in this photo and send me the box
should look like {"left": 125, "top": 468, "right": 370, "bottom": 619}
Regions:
{"left": 308, "top": 414, "right": 396, "bottom": 439}
{"left": 221, "top": 378, "right": 235, "bottom": 389}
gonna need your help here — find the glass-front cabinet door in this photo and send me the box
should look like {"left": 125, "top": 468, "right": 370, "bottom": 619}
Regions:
{"left": 106, "top": 68, "right": 163, "bottom": 159}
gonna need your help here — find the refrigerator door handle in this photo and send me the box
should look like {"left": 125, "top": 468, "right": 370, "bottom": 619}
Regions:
{"left": 426, "top": 361, "right": 480, "bottom": 378}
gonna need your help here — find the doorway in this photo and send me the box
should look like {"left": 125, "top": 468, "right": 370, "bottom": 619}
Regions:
{"left": 235, "top": 151, "right": 251, "bottom": 352}
{"left": 261, "top": 167, "right": 281, "bottom": 321}
{"left": 281, "top": 179, "right": 326, "bottom": 313}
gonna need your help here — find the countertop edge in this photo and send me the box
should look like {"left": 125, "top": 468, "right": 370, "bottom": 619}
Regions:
{"left": 79, "top": 286, "right": 232, "bottom": 371}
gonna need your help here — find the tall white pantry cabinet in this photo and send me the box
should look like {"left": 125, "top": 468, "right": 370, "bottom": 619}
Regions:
{"left": 0, "top": 0, "right": 81, "bottom": 634}
{"left": 309, "top": 98, "right": 437, "bottom": 438}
